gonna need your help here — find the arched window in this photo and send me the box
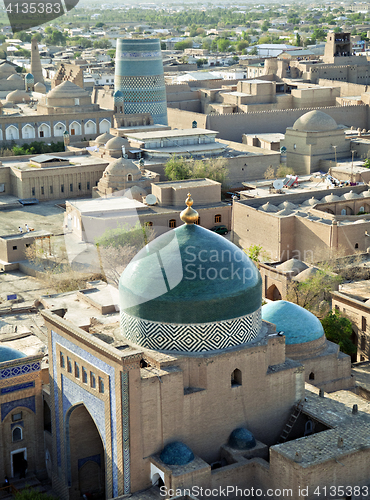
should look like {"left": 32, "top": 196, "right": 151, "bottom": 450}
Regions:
{"left": 127, "top": 174, "right": 132, "bottom": 181}
{"left": 341, "top": 209, "right": 346, "bottom": 216}
{"left": 309, "top": 372, "right": 315, "bottom": 381}
{"left": 169, "top": 219, "right": 176, "bottom": 229}
{"left": 231, "top": 369, "right": 242, "bottom": 387}
{"left": 215, "top": 214, "right": 222, "bottom": 223}
{"left": 355, "top": 243, "right": 359, "bottom": 249}
{"left": 146, "top": 221, "right": 153, "bottom": 227}
{"left": 12, "top": 427, "right": 22, "bottom": 442}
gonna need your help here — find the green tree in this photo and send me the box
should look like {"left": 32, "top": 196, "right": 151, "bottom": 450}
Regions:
{"left": 174, "top": 40, "right": 193, "bottom": 50}
{"left": 93, "top": 38, "right": 111, "bottom": 49}
{"left": 95, "top": 221, "right": 153, "bottom": 249}
{"left": 165, "top": 156, "right": 191, "bottom": 181}
{"left": 15, "top": 489, "right": 56, "bottom": 500}
{"left": 295, "top": 33, "right": 301, "bottom": 46}
{"left": 218, "top": 38, "right": 230, "bottom": 52}
{"left": 164, "top": 156, "right": 228, "bottom": 187}
{"left": 107, "top": 49, "right": 116, "bottom": 59}
{"left": 237, "top": 40, "right": 249, "bottom": 52}
{"left": 249, "top": 46, "right": 258, "bottom": 55}
{"left": 247, "top": 244, "right": 263, "bottom": 262}
{"left": 45, "top": 29, "right": 67, "bottom": 46}
{"left": 321, "top": 311, "right": 357, "bottom": 356}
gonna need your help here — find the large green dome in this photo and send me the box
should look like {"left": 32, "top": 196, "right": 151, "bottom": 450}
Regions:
{"left": 119, "top": 224, "right": 261, "bottom": 324}
{"left": 119, "top": 223, "right": 262, "bottom": 352}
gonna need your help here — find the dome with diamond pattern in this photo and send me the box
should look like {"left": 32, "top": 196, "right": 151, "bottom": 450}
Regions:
{"left": 119, "top": 198, "right": 262, "bottom": 353}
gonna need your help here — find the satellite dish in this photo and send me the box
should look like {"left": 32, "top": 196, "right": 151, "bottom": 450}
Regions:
{"left": 273, "top": 179, "right": 284, "bottom": 190}
{"left": 146, "top": 194, "right": 157, "bottom": 205}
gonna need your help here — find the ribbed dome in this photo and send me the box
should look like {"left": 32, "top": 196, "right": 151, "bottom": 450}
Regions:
{"left": 229, "top": 428, "right": 256, "bottom": 450}
{"left": 105, "top": 136, "right": 129, "bottom": 151}
{"left": 48, "top": 80, "right": 89, "bottom": 99}
{"left": 302, "top": 196, "right": 320, "bottom": 206}
{"left": 25, "top": 73, "right": 34, "bottom": 81}
{"left": 320, "top": 193, "right": 341, "bottom": 203}
{"left": 0, "top": 346, "right": 26, "bottom": 363}
{"left": 160, "top": 442, "right": 194, "bottom": 465}
{"left": 275, "top": 258, "right": 308, "bottom": 276}
{"left": 95, "top": 132, "right": 114, "bottom": 145}
{"left": 342, "top": 190, "right": 360, "bottom": 200}
{"left": 105, "top": 157, "right": 141, "bottom": 179}
{"left": 120, "top": 224, "right": 262, "bottom": 328}
{"left": 261, "top": 300, "right": 325, "bottom": 344}
{"left": 6, "top": 90, "right": 30, "bottom": 103}
{"left": 7, "top": 73, "right": 22, "bottom": 81}
{"left": 293, "top": 110, "right": 338, "bottom": 132}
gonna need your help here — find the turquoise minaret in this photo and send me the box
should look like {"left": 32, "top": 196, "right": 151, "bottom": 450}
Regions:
{"left": 114, "top": 38, "right": 168, "bottom": 125}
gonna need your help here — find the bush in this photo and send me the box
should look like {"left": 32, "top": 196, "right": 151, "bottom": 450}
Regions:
{"left": 276, "top": 165, "right": 295, "bottom": 178}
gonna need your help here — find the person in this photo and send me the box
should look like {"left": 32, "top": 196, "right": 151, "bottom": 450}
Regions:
{"left": 18, "top": 227, "right": 23, "bottom": 233}
{"left": 3, "top": 476, "right": 10, "bottom": 493}
{"left": 25, "top": 224, "right": 30, "bottom": 233}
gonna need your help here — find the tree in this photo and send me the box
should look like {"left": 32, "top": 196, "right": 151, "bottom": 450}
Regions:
{"left": 237, "top": 40, "right": 249, "bottom": 52}
{"left": 45, "top": 29, "right": 67, "bottom": 46}
{"left": 321, "top": 310, "right": 357, "bottom": 356}
{"left": 164, "top": 156, "right": 229, "bottom": 187}
{"left": 249, "top": 46, "right": 258, "bottom": 55}
{"left": 276, "top": 165, "right": 295, "bottom": 177}
{"left": 15, "top": 489, "right": 56, "bottom": 500}
{"left": 93, "top": 38, "right": 111, "bottom": 49}
{"left": 107, "top": 49, "right": 116, "bottom": 59}
{"left": 263, "top": 166, "right": 275, "bottom": 179}
{"left": 286, "top": 268, "right": 342, "bottom": 314}
{"left": 295, "top": 33, "right": 301, "bottom": 46}
{"left": 217, "top": 38, "right": 230, "bottom": 52}
{"left": 174, "top": 40, "right": 193, "bottom": 50}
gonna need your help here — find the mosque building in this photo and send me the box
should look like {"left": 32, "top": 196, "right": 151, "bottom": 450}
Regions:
{"left": 33, "top": 195, "right": 370, "bottom": 500}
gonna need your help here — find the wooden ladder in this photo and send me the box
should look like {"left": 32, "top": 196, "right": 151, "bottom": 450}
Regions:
{"left": 278, "top": 400, "right": 304, "bottom": 444}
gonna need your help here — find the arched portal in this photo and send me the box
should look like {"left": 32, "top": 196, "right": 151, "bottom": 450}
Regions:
{"left": 66, "top": 405, "right": 105, "bottom": 500}
{"left": 266, "top": 284, "right": 282, "bottom": 301}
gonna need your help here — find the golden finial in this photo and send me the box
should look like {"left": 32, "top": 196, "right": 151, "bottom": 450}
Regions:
{"left": 180, "top": 193, "right": 199, "bottom": 225}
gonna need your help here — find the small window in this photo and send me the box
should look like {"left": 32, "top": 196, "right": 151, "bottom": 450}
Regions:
{"left": 87, "top": 182, "right": 90, "bottom": 190}
{"left": 41, "top": 186, "right": 44, "bottom": 195}
{"left": 127, "top": 174, "right": 132, "bottom": 181}
{"left": 12, "top": 412, "right": 22, "bottom": 422}
{"left": 25, "top": 244, "right": 30, "bottom": 248}
{"left": 60, "top": 352, "right": 65, "bottom": 368}
{"left": 78, "top": 182, "right": 81, "bottom": 191}
{"left": 98, "top": 377, "right": 104, "bottom": 393}
{"left": 82, "top": 367, "right": 87, "bottom": 384}
{"left": 12, "top": 427, "right": 22, "bottom": 442}
{"left": 50, "top": 185, "right": 53, "bottom": 194}
{"left": 74, "top": 362, "right": 80, "bottom": 379}
{"left": 194, "top": 218, "right": 200, "bottom": 225}
{"left": 362, "top": 316, "right": 367, "bottom": 332}
{"left": 61, "top": 184, "right": 64, "bottom": 193}
{"left": 309, "top": 372, "right": 315, "bottom": 380}
{"left": 355, "top": 243, "right": 359, "bottom": 249}
{"left": 215, "top": 214, "right": 222, "bottom": 223}
{"left": 90, "top": 372, "right": 96, "bottom": 389}
{"left": 40, "top": 131, "right": 44, "bottom": 138}
{"left": 146, "top": 221, "right": 153, "bottom": 227}
{"left": 31, "top": 187, "right": 35, "bottom": 196}
{"left": 361, "top": 336, "right": 366, "bottom": 350}
{"left": 70, "top": 184, "right": 73, "bottom": 192}
{"left": 13, "top": 246, "right": 17, "bottom": 251}
{"left": 67, "top": 357, "right": 72, "bottom": 373}
{"left": 75, "top": 98, "right": 79, "bottom": 105}
{"left": 169, "top": 219, "right": 176, "bottom": 229}
{"left": 231, "top": 369, "right": 242, "bottom": 387}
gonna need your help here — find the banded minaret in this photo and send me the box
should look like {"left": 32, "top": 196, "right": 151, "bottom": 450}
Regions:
{"left": 31, "top": 37, "right": 44, "bottom": 84}
{"left": 114, "top": 38, "right": 168, "bottom": 126}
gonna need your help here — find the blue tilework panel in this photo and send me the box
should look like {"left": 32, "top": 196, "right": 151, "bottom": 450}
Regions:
{"left": 62, "top": 375, "right": 106, "bottom": 444}
{"left": 0, "top": 362, "right": 40, "bottom": 380}
{"left": 51, "top": 330, "right": 122, "bottom": 497}
{"left": 1, "top": 395, "right": 35, "bottom": 421}
{"left": 78, "top": 454, "right": 101, "bottom": 470}
{"left": 1, "top": 381, "right": 35, "bottom": 394}
{"left": 121, "top": 372, "right": 130, "bottom": 494}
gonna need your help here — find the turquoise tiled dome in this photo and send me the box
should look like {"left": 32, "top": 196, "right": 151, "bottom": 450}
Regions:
{"left": 25, "top": 73, "right": 34, "bottom": 81}
{"left": 229, "top": 428, "right": 256, "bottom": 450}
{"left": 0, "top": 347, "right": 26, "bottom": 363}
{"left": 261, "top": 300, "right": 324, "bottom": 344}
{"left": 160, "top": 442, "right": 194, "bottom": 465}
{"left": 119, "top": 224, "right": 262, "bottom": 325}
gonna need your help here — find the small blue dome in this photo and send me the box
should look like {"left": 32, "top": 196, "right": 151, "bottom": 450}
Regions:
{"left": 261, "top": 300, "right": 324, "bottom": 345}
{"left": 0, "top": 347, "right": 26, "bottom": 363}
{"left": 25, "top": 73, "right": 34, "bottom": 81}
{"left": 113, "top": 90, "right": 124, "bottom": 102}
{"left": 160, "top": 442, "right": 194, "bottom": 466}
{"left": 229, "top": 428, "right": 256, "bottom": 450}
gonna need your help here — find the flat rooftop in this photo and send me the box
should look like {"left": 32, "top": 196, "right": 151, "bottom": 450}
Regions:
{"left": 125, "top": 128, "right": 218, "bottom": 140}
{"left": 2, "top": 153, "right": 108, "bottom": 171}
{"left": 68, "top": 196, "right": 145, "bottom": 215}
{"left": 153, "top": 178, "right": 219, "bottom": 189}
{"left": 0, "top": 229, "right": 52, "bottom": 241}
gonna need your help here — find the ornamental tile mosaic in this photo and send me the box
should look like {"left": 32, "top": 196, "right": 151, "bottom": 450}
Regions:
{"left": 0, "top": 362, "right": 40, "bottom": 380}
{"left": 1, "top": 395, "right": 36, "bottom": 421}
{"left": 121, "top": 309, "right": 262, "bottom": 352}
